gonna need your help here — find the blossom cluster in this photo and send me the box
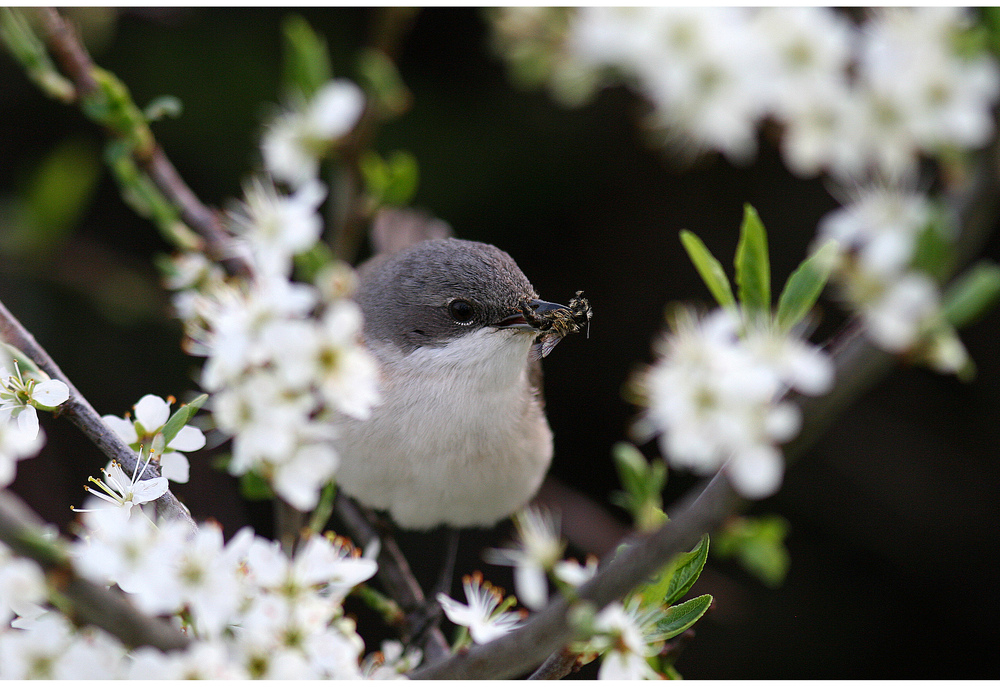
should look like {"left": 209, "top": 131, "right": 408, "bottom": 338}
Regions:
{"left": 816, "top": 189, "right": 965, "bottom": 369}
{"left": 491, "top": 7, "right": 1000, "bottom": 363}
{"left": 497, "top": 7, "right": 999, "bottom": 180}
{"left": 0, "top": 506, "right": 401, "bottom": 679}
{"left": 641, "top": 309, "right": 834, "bottom": 499}
{"left": 170, "top": 79, "right": 380, "bottom": 511}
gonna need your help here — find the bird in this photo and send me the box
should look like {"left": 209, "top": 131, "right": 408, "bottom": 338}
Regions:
{"left": 333, "top": 236, "right": 567, "bottom": 531}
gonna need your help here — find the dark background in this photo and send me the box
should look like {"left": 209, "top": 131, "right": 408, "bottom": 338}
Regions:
{"left": 2, "top": 8, "right": 997, "bottom": 679}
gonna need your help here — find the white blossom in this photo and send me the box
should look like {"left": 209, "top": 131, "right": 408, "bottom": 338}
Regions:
{"left": 0, "top": 613, "right": 127, "bottom": 679}
{"left": 485, "top": 507, "right": 564, "bottom": 611}
{"left": 0, "top": 548, "right": 47, "bottom": 626}
{"left": 228, "top": 177, "right": 326, "bottom": 277}
{"left": 102, "top": 393, "right": 206, "bottom": 484}
{"left": 589, "top": 601, "right": 662, "bottom": 680}
{"left": 262, "top": 79, "right": 365, "bottom": 189}
{"left": 362, "top": 640, "right": 424, "bottom": 679}
{"left": 643, "top": 308, "right": 831, "bottom": 499}
{"left": 0, "top": 416, "right": 42, "bottom": 488}
{"left": 437, "top": 572, "right": 523, "bottom": 644}
{"left": 72, "top": 452, "right": 169, "bottom": 520}
{"left": 0, "top": 361, "right": 69, "bottom": 439}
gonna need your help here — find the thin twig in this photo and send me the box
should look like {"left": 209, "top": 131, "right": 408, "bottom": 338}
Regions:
{"left": 36, "top": 7, "right": 249, "bottom": 276}
{"left": 0, "top": 490, "right": 190, "bottom": 651}
{"left": 0, "top": 297, "right": 195, "bottom": 528}
{"left": 528, "top": 648, "right": 579, "bottom": 680}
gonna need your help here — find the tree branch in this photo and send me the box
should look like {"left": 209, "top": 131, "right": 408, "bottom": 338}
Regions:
{"left": 411, "top": 471, "right": 738, "bottom": 679}
{"left": 0, "top": 297, "right": 195, "bottom": 528}
{"left": 0, "top": 489, "right": 190, "bottom": 651}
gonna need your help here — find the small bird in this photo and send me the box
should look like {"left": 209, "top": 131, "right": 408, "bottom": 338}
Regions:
{"left": 333, "top": 237, "right": 568, "bottom": 530}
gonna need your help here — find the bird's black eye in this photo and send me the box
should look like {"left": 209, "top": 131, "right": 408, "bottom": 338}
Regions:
{"left": 448, "top": 299, "right": 475, "bottom": 324}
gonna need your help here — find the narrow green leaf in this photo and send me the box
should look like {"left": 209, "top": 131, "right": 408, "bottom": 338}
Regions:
{"left": 638, "top": 534, "right": 710, "bottom": 608}
{"left": 612, "top": 442, "right": 648, "bottom": 499}
{"left": 661, "top": 534, "right": 710, "bottom": 606}
{"left": 943, "top": 260, "right": 1000, "bottom": 329}
{"left": 160, "top": 393, "right": 208, "bottom": 445}
{"left": 679, "top": 230, "right": 736, "bottom": 309}
{"left": 654, "top": 594, "right": 713, "bottom": 641}
{"left": 734, "top": 204, "right": 771, "bottom": 318}
{"left": 356, "top": 47, "right": 413, "bottom": 119}
{"left": 282, "top": 15, "right": 332, "bottom": 99}
{"left": 776, "top": 239, "right": 838, "bottom": 332}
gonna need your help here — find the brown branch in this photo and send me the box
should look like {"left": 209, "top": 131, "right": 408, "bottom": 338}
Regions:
{"left": 0, "top": 490, "right": 190, "bottom": 651}
{"left": 0, "top": 297, "right": 195, "bottom": 528}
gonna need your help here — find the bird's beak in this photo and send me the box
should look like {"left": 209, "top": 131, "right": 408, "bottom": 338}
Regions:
{"left": 494, "top": 299, "right": 566, "bottom": 330}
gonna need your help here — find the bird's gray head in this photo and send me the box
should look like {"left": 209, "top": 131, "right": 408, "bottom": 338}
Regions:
{"left": 357, "top": 238, "right": 556, "bottom": 354}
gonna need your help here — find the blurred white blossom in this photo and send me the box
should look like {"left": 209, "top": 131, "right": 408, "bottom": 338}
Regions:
{"left": 262, "top": 79, "right": 365, "bottom": 188}
{"left": 485, "top": 507, "right": 564, "bottom": 611}
{"left": 437, "top": 572, "right": 524, "bottom": 644}
{"left": 0, "top": 416, "right": 42, "bottom": 488}
{"left": 0, "top": 545, "right": 47, "bottom": 627}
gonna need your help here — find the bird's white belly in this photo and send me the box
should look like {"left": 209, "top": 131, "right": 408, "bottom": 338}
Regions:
{"left": 333, "top": 330, "right": 553, "bottom": 529}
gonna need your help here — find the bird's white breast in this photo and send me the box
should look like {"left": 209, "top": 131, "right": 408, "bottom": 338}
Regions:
{"left": 333, "top": 327, "right": 553, "bottom": 529}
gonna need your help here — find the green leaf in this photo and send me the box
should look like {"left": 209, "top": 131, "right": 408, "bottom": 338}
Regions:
{"left": 942, "top": 260, "right": 1000, "bottom": 329}
{"left": 360, "top": 150, "right": 420, "bottom": 208}
{"left": 654, "top": 594, "right": 713, "bottom": 641}
{"left": 382, "top": 151, "right": 420, "bottom": 206}
{"left": 662, "top": 534, "right": 710, "bottom": 607}
{"left": 910, "top": 211, "right": 955, "bottom": 282}
{"left": 610, "top": 442, "right": 667, "bottom": 531}
{"left": 775, "top": 239, "right": 837, "bottom": 332}
{"left": 281, "top": 14, "right": 332, "bottom": 99}
{"left": 356, "top": 47, "right": 413, "bottom": 119}
{"left": 679, "top": 230, "right": 736, "bottom": 310}
{"left": 638, "top": 534, "right": 709, "bottom": 608}
{"left": 714, "top": 515, "right": 790, "bottom": 588}
{"left": 160, "top": 393, "right": 208, "bottom": 446}
{"left": 734, "top": 204, "right": 771, "bottom": 319}
{"left": 1, "top": 138, "right": 101, "bottom": 260}
{"left": 240, "top": 470, "right": 275, "bottom": 501}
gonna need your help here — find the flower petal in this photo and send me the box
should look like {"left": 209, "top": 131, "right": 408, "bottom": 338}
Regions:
{"left": 134, "top": 395, "right": 170, "bottom": 432}
{"left": 168, "top": 425, "right": 206, "bottom": 452}
{"left": 131, "top": 476, "right": 170, "bottom": 504}
{"left": 32, "top": 379, "right": 69, "bottom": 407}
{"left": 102, "top": 415, "right": 139, "bottom": 444}
{"left": 159, "top": 452, "right": 190, "bottom": 484}
{"left": 14, "top": 406, "right": 39, "bottom": 439}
